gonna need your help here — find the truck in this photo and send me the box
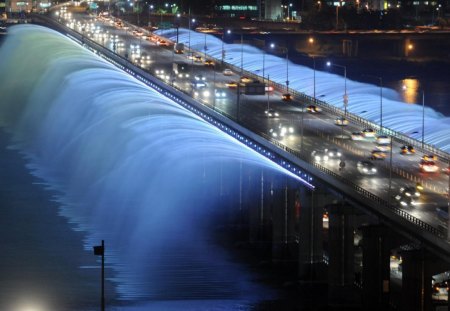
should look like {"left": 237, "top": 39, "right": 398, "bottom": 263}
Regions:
{"left": 174, "top": 43, "right": 184, "bottom": 54}
{"left": 172, "top": 62, "right": 190, "bottom": 78}
{"left": 243, "top": 81, "right": 266, "bottom": 95}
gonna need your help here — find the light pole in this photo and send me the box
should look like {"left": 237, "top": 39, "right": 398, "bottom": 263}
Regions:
{"left": 221, "top": 29, "right": 231, "bottom": 66}
{"left": 148, "top": 4, "right": 153, "bottom": 27}
{"left": 327, "top": 61, "right": 348, "bottom": 116}
{"left": 288, "top": 3, "right": 292, "bottom": 21}
{"left": 262, "top": 42, "right": 275, "bottom": 84}
{"left": 364, "top": 74, "right": 383, "bottom": 132}
{"left": 402, "top": 85, "right": 425, "bottom": 149}
{"left": 421, "top": 90, "right": 425, "bottom": 149}
{"left": 204, "top": 32, "right": 207, "bottom": 57}
{"left": 240, "top": 33, "right": 244, "bottom": 75}
{"left": 282, "top": 46, "right": 289, "bottom": 94}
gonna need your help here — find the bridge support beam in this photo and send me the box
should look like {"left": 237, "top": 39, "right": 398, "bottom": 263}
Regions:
{"left": 270, "top": 177, "right": 299, "bottom": 264}
{"left": 327, "top": 202, "right": 357, "bottom": 305}
{"left": 360, "top": 225, "right": 391, "bottom": 311}
{"left": 400, "top": 249, "right": 434, "bottom": 311}
{"left": 297, "top": 187, "right": 326, "bottom": 280}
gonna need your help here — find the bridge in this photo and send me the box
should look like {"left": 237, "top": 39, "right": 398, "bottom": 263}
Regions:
{"left": 21, "top": 12, "right": 450, "bottom": 311}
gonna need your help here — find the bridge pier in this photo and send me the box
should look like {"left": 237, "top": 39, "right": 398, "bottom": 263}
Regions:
{"left": 360, "top": 225, "right": 391, "bottom": 311}
{"left": 400, "top": 249, "right": 434, "bottom": 311}
{"left": 270, "top": 177, "right": 298, "bottom": 263}
{"left": 327, "top": 201, "right": 358, "bottom": 305}
{"left": 297, "top": 187, "right": 327, "bottom": 281}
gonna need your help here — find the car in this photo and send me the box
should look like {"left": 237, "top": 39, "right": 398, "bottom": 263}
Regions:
{"left": 371, "top": 150, "right": 387, "bottom": 160}
{"left": 194, "top": 74, "right": 206, "bottom": 81}
{"left": 399, "top": 186, "right": 421, "bottom": 198}
{"left": 375, "top": 144, "right": 391, "bottom": 152}
{"left": 281, "top": 93, "right": 292, "bottom": 101}
{"left": 240, "top": 76, "right": 252, "bottom": 83}
{"left": 422, "top": 154, "right": 437, "bottom": 161}
{"left": 306, "top": 105, "right": 322, "bottom": 113}
{"left": 400, "top": 145, "right": 415, "bottom": 155}
{"left": 223, "top": 69, "right": 233, "bottom": 76}
{"left": 311, "top": 150, "right": 329, "bottom": 162}
{"left": 226, "top": 81, "right": 238, "bottom": 88}
{"left": 334, "top": 117, "right": 349, "bottom": 126}
{"left": 394, "top": 193, "right": 417, "bottom": 207}
{"left": 204, "top": 60, "right": 215, "bottom": 66}
{"left": 265, "top": 85, "right": 274, "bottom": 92}
{"left": 269, "top": 124, "right": 294, "bottom": 138}
{"left": 214, "top": 89, "right": 226, "bottom": 98}
{"left": 362, "top": 128, "right": 376, "bottom": 138}
{"left": 376, "top": 135, "right": 390, "bottom": 145}
{"left": 324, "top": 148, "right": 342, "bottom": 159}
{"left": 357, "top": 160, "right": 377, "bottom": 175}
{"left": 157, "top": 40, "right": 170, "bottom": 46}
{"left": 442, "top": 166, "right": 450, "bottom": 175}
{"left": 419, "top": 160, "right": 439, "bottom": 173}
{"left": 351, "top": 132, "right": 364, "bottom": 140}
{"left": 193, "top": 55, "right": 203, "bottom": 62}
{"left": 191, "top": 80, "right": 207, "bottom": 89}
{"left": 264, "top": 108, "right": 279, "bottom": 118}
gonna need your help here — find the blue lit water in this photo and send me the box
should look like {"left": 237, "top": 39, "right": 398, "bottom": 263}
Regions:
{"left": 0, "top": 25, "right": 303, "bottom": 310}
{"left": 162, "top": 28, "right": 450, "bottom": 152}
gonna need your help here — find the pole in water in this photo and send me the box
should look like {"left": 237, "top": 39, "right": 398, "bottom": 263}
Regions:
{"left": 93, "top": 240, "right": 105, "bottom": 311}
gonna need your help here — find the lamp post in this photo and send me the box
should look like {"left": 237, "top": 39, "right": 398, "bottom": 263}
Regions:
{"left": 402, "top": 85, "right": 425, "bottom": 149}
{"left": 327, "top": 61, "right": 348, "bottom": 116}
{"left": 148, "top": 4, "right": 153, "bottom": 27}
{"left": 262, "top": 43, "right": 275, "bottom": 84}
{"left": 221, "top": 29, "right": 231, "bottom": 66}
{"left": 240, "top": 33, "right": 244, "bottom": 75}
{"left": 288, "top": 3, "right": 292, "bottom": 21}
{"left": 421, "top": 90, "right": 425, "bottom": 149}
{"left": 282, "top": 46, "right": 290, "bottom": 94}
{"left": 204, "top": 31, "right": 207, "bottom": 57}
{"left": 363, "top": 74, "right": 383, "bottom": 132}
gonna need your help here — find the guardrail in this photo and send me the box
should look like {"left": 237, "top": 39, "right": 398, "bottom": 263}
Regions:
{"left": 32, "top": 15, "right": 449, "bottom": 247}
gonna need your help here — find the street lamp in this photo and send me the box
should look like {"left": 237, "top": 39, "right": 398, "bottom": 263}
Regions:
{"left": 402, "top": 85, "right": 426, "bottom": 149}
{"left": 288, "top": 3, "right": 292, "bottom": 21}
{"left": 148, "top": 4, "right": 154, "bottom": 27}
{"left": 326, "top": 61, "right": 348, "bottom": 116}
{"left": 262, "top": 43, "right": 275, "bottom": 84}
{"left": 363, "top": 74, "right": 383, "bottom": 132}
{"left": 281, "top": 45, "right": 289, "bottom": 95}
{"left": 221, "top": 29, "right": 231, "bottom": 66}
{"left": 240, "top": 33, "right": 244, "bottom": 75}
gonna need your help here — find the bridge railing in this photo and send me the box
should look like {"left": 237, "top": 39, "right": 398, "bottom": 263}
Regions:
{"left": 34, "top": 15, "right": 448, "bottom": 243}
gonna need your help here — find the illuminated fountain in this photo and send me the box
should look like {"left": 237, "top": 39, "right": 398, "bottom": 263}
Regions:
{"left": 0, "top": 25, "right": 302, "bottom": 310}
{"left": 166, "top": 28, "right": 450, "bottom": 152}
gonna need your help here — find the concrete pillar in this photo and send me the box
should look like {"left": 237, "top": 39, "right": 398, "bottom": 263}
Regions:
{"left": 401, "top": 249, "right": 433, "bottom": 311}
{"left": 360, "top": 225, "right": 391, "bottom": 311}
{"left": 327, "top": 201, "right": 356, "bottom": 303}
{"left": 248, "top": 169, "right": 273, "bottom": 245}
{"left": 297, "top": 187, "right": 326, "bottom": 280}
{"left": 270, "top": 176, "right": 298, "bottom": 263}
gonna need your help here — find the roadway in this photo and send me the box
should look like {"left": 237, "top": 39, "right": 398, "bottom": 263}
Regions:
{"left": 59, "top": 11, "right": 450, "bottom": 235}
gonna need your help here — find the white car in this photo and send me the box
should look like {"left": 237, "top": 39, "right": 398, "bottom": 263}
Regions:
{"left": 264, "top": 108, "right": 279, "bottom": 118}
{"left": 376, "top": 135, "right": 391, "bottom": 145}
{"left": 334, "top": 117, "right": 349, "bottom": 126}
{"left": 311, "top": 150, "right": 329, "bottom": 162}
{"left": 357, "top": 161, "right": 377, "bottom": 175}
{"left": 324, "top": 148, "right": 342, "bottom": 159}
{"left": 215, "top": 90, "right": 226, "bottom": 98}
{"left": 223, "top": 69, "right": 233, "bottom": 76}
{"left": 351, "top": 132, "right": 364, "bottom": 140}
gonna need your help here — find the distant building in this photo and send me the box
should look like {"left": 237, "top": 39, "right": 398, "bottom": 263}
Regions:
{"left": 214, "top": 0, "right": 282, "bottom": 20}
